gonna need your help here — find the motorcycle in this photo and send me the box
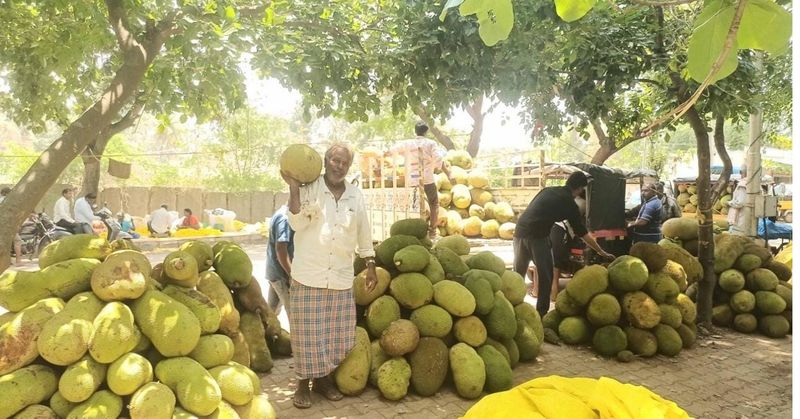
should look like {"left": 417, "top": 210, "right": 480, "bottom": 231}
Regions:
{"left": 13, "top": 212, "right": 72, "bottom": 259}
{"left": 94, "top": 203, "right": 135, "bottom": 241}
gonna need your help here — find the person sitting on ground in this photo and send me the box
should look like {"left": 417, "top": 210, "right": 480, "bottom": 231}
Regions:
{"left": 385, "top": 121, "right": 450, "bottom": 238}
{"left": 148, "top": 204, "right": 172, "bottom": 236}
{"left": 266, "top": 204, "right": 294, "bottom": 316}
{"left": 179, "top": 208, "right": 201, "bottom": 230}
{"left": 117, "top": 212, "right": 141, "bottom": 239}
{"left": 53, "top": 187, "right": 93, "bottom": 235}
{"left": 627, "top": 183, "right": 663, "bottom": 244}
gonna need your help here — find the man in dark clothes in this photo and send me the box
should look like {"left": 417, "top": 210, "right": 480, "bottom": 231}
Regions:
{"left": 627, "top": 183, "right": 663, "bottom": 243}
{"left": 513, "top": 172, "right": 615, "bottom": 317}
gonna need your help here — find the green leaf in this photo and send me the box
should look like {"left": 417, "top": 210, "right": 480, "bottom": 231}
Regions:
{"left": 460, "top": 0, "right": 492, "bottom": 16}
{"left": 554, "top": 0, "right": 597, "bottom": 23}
{"left": 475, "top": 1, "right": 514, "bottom": 46}
{"left": 687, "top": 0, "right": 739, "bottom": 83}
{"left": 737, "top": 0, "right": 791, "bottom": 54}
{"left": 440, "top": 0, "right": 465, "bottom": 21}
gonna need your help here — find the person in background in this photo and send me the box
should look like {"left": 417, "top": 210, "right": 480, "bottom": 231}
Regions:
{"left": 117, "top": 212, "right": 141, "bottom": 239}
{"left": 1, "top": 187, "right": 22, "bottom": 265}
{"left": 514, "top": 172, "right": 614, "bottom": 317}
{"left": 281, "top": 142, "right": 377, "bottom": 409}
{"left": 179, "top": 208, "right": 201, "bottom": 230}
{"left": 627, "top": 183, "right": 663, "bottom": 243}
{"left": 266, "top": 204, "right": 294, "bottom": 316}
{"left": 148, "top": 204, "right": 172, "bottom": 236}
{"left": 728, "top": 167, "right": 749, "bottom": 235}
{"left": 74, "top": 192, "right": 97, "bottom": 226}
{"left": 386, "top": 121, "right": 450, "bottom": 238}
{"left": 54, "top": 187, "right": 92, "bottom": 234}
{"left": 656, "top": 182, "right": 682, "bottom": 222}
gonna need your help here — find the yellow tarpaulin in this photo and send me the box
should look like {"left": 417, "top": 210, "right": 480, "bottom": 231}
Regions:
{"left": 774, "top": 243, "right": 792, "bottom": 273}
{"left": 461, "top": 376, "right": 692, "bottom": 419}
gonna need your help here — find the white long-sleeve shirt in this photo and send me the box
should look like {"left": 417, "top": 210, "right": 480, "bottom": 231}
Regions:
{"left": 389, "top": 137, "right": 445, "bottom": 185}
{"left": 287, "top": 178, "right": 375, "bottom": 290}
{"left": 727, "top": 184, "right": 747, "bottom": 228}
{"left": 53, "top": 196, "right": 75, "bottom": 223}
{"left": 74, "top": 197, "right": 95, "bottom": 224}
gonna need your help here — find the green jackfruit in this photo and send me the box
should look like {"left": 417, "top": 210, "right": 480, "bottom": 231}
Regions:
{"left": 197, "top": 271, "right": 240, "bottom": 335}
{"left": 131, "top": 290, "right": 202, "bottom": 357}
{"left": 675, "top": 294, "right": 697, "bottom": 324}
{"left": 586, "top": 293, "right": 621, "bottom": 327}
{"left": 758, "top": 315, "right": 790, "bottom": 338}
{"left": 775, "top": 284, "right": 792, "bottom": 309}
{"left": 389, "top": 273, "right": 434, "bottom": 309}
{"left": 422, "top": 254, "right": 446, "bottom": 284}
{"left": 213, "top": 246, "right": 253, "bottom": 289}
{"left": 477, "top": 345, "right": 513, "bottom": 393}
{"left": 433, "top": 234, "right": 470, "bottom": 256}
{"left": 712, "top": 304, "right": 734, "bottom": 327}
{"left": 730, "top": 290, "right": 756, "bottom": 313}
{"left": 432, "top": 247, "right": 469, "bottom": 280}
{"left": 500, "top": 270, "right": 526, "bottom": 305}
{"left": 755, "top": 291, "right": 787, "bottom": 314}
{"left": 466, "top": 251, "right": 506, "bottom": 277}
{"left": 232, "top": 394, "right": 277, "bottom": 419}
{"left": 718, "top": 269, "right": 746, "bottom": 293}
{"left": 0, "top": 298, "right": 64, "bottom": 375}
{"left": 180, "top": 241, "right": 215, "bottom": 272}
{"left": 662, "top": 260, "right": 688, "bottom": 292}
{"left": 483, "top": 337, "right": 511, "bottom": 365}
{"left": 393, "top": 245, "right": 430, "bottom": 273}
{"left": 566, "top": 265, "right": 609, "bottom": 305}
{"left": 734, "top": 253, "right": 763, "bottom": 273}
{"left": 617, "top": 350, "right": 635, "bottom": 362}
{"left": 541, "top": 310, "right": 564, "bottom": 331}
{"left": 746, "top": 268, "right": 779, "bottom": 291}
{"left": 592, "top": 325, "right": 627, "bottom": 357}
{"left": 661, "top": 217, "right": 699, "bottom": 241}
{"left": 0, "top": 365, "right": 57, "bottom": 418}
{"left": 189, "top": 334, "right": 235, "bottom": 368}
{"left": 38, "top": 234, "right": 112, "bottom": 268}
{"left": 449, "top": 343, "right": 486, "bottom": 399}
{"left": 0, "top": 258, "right": 99, "bottom": 312}
{"left": 65, "top": 390, "right": 122, "bottom": 419}
{"left": 432, "top": 280, "right": 476, "bottom": 317}
{"left": 365, "top": 295, "right": 401, "bottom": 338}
{"left": 514, "top": 302, "right": 544, "bottom": 344}
{"left": 129, "top": 382, "right": 176, "bottom": 419}
{"left": 376, "top": 357, "right": 412, "bottom": 401}
{"left": 408, "top": 337, "right": 449, "bottom": 397}
{"left": 49, "top": 392, "right": 77, "bottom": 419}
{"left": 501, "top": 338, "right": 520, "bottom": 367}
{"left": 91, "top": 250, "right": 151, "bottom": 301}
{"left": 369, "top": 340, "right": 390, "bottom": 387}
{"left": 353, "top": 267, "right": 391, "bottom": 306}
{"left": 380, "top": 319, "right": 420, "bottom": 356}
{"left": 106, "top": 352, "right": 153, "bottom": 396}
{"left": 607, "top": 256, "right": 649, "bottom": 292}
{"left": 38, "top": 291, "right": 104, "bottom": 366}
{"left": 555, "top": 290, "right": 584, "bottom": 316}
{"left": 676, "top": 323, "right": 696, "bottom": 348}
{"left": 163, "top": 285, "right": 221, "bottom": 334}
{"left": 209, "top": 363, "right": 257, "bottom": 406}
{"left": 390, "top": 218, "right": 429, "bottom": 240}
{"left": 558, "top": 316, "right": 591, "bottom": 345}
{"left": 334, "top": 327, "right": 371, "bottom": 396}
{"left": 630, "top": 242, "right": 668, "bottom": 272}
{"left": 376, "top": 235, "right": 421, "bottom": 266}
{"left": 229, "top": 331, "right": 250, "bottom": 368}
{"left": 658, "top": 304, "right": 682, "bottom": 328}
{"left": 645, "top": 272, "right": 680, "bottom": 303}
{"left": 653, "top": 324, "right": 682, "bottom": 356}
{"left": 622, "top": 291, "right": 661, "bottom": 329}
{"left": 163, "top": 251, "right": 200, "bottom": 285}
{"left": 12, "top": 405, "right": 57, "bottom": 418}
{"left": 514, "top": 321, "right": 541, "bottom": 362}
{"left": 660, "top": 242, "right": 703, "bottom": 284}
{"left": 485, "top": 292, "right": 517, "bottom": 340}
{"left": 239, "top": 312, "right": 273, "bottom": 372}
{"left": 743, "top": 243, "right": 772, "bottom": 264}
{"left": 464, "top": 269, "right": 502, "bottom": 292}
{"left": 60, "top": 355, "right": 107, "bottom": 403}
{"left": 89, "top": 301, "right": 141, "bottom": 363}
{"left": 765, "top": 260, "right": 792, "bottom": 282}
{"left": 454, "top": 316, "right": 488, "bottom": 347}
{"left": 625, "top": 327, "right": 658, "bottom": 357}
{"left": 714, "top": 234, "right": 748, "bottom": 273}
{"left": 409, "top": 305, "right": 453, "bottom": 338}
{"left": 733, "top": 313, "right": 758, "bottom": 333}
{"left": 463, "top": 275, "right": 495, "bottom": 315}
{"left": 155, "top": 357, "right": 222, "bottom": 416}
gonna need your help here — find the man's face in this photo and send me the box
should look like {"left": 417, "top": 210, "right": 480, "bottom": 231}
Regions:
{"left": 641, "top": 187, "right": 655, "bottom": 200}
{"left": 65, "top": 190, "right": 74, "bottom": 200}
{"left": 325, "top": 148, "right": 352, "bottom": 184}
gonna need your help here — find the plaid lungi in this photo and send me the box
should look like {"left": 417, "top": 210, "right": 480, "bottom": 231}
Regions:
{"left": 289, "top": 281, "right": 356, "bottom": 379}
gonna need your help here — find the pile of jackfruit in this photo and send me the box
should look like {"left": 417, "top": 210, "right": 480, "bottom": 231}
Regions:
{"left": 675, "top": 182, "right": 733, "bottom": 215}
{"left": 334, "top": 218, "right": 543, "bottom": 401}
{"left": 544, "top": 241, "right": 699, "bottom": 361}
{"left": 0, "top": 234, "right": 283, "bottom": 418}
{"left": 435, "top": 150, "right": 516, "bottom": 240}
{"left": 672, "top": 233, "right": 792, "bottom": 339}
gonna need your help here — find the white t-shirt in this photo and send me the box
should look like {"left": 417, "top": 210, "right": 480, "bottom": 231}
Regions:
{"left": 149, "top": 208, "right": 172, "bottom": 234}
{"left": 389, "top": 137, "right": 445, "bottom": 185}
{"left": 287, "top": 178, "right": 375, "bottom": 290}
{"left": 74, "top": 197, "right": 95, "bottom": 224}
{"left": 53, "top": 196, "right": 75, "bottom": 223}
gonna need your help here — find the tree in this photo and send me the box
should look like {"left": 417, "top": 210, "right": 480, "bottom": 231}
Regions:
{"left": 0, "top": 1, "right": 268, "bottom": 272}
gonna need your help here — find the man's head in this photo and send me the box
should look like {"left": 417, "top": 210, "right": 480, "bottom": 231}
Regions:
{"left": 641, "top": 183, "right": 657, "bottom": 200}
{"left": 62, "top": 187, "right": 75, "bottom": 199}
{"left": 184, "top": 208, "right": 192, "bottom": 216}
{"left": 160, "top": 204, "right": 168, "bottom": 210}
{"left": 415, "top": 121, "right": 429, "bottom": 137}
{"left": 1, "top": 187, "right": 10, "bottom": 197}
{"left": 324, "top": 142, "right": 354, "bottom": 184}
{"left": 85, "top": 192, "right": 97, "bottom": 202}
{"left": 566, "top": 172, "right": 589, "bottom": 197}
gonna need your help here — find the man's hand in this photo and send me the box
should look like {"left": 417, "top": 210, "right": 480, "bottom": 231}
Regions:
{"left": 280, "top": 170, "right": 301, "bottom": 188}
{"left": 364, "top": 268, "right": 378, "bottom": 292}
{"left": 599, "top": 250, "right": 615, "bottom": 261}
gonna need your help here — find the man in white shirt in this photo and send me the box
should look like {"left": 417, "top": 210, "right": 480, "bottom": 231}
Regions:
{"left": 282, "top": 143, "right": 377, "bottom": 409}
{"left": 53, "top": 187, "right": 92, "bottom": 234}
{"left": 74, "top": 192, "right": 97, "bottom": 225}
{"left": 147, "top": 204, "right": 172, "bottom": 236}
{"left": 386, "top": 121, "right": 449, "bottom": 238}
{"left": 728, "top": 168, "right": 749, "bottom": 235}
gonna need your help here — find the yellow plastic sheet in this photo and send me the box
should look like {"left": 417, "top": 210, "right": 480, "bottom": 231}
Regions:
{"left": 774, "top": 243, "right": 792, "bottom": 273}
{"left": 461, "top": 376, "right": 692, "bottom": 419}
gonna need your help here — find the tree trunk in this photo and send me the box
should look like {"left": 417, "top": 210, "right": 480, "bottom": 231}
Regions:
{"left": 0, "top": 0, "right": 168, "bottom": 273}
{"left": 80, "top": 148, "right": 104, "bottom": 197}
{"left": 415, "top": 106, "right": 455, "bottom": 150}
{"left": 465, "top": 97, "right": 484, "bottom": 158}
{"left": 590, "top": 144, "right": 616, "bottom": 165}
{"left": 685, "top": 106, "right": 716, "bottom": 325}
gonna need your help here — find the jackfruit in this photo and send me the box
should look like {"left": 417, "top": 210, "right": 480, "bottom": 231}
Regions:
{"left": 630, "top": 242, "right": 668, "bottom": 272}
{"left": 729, "top": 290, "right": 756, "bottom": 313}
{"left": 476, "top": 345, "right": 512, "bottom": 393}
{"left": 662, "top": 217, "right": 698, "bottom": 241}
{"left": 163, "top": 251, "right": 199, "bottom": 284}
{"left": 390, "top": 218, "right": 429, "bottom": 240}
{"left": 376, "top": 357, "right": 412, "bottom": 401}
{"left": 131, "top": 290, "right": 202, "bottom": 357}
{"left": 653, "top": 324, "right": 682, "bottom": 356}
{"left": 608, "top": 255, "right": 649, "bottom": 292}
{"left": 0, "top": 365, "right": 57, "bottom": 418}
{"left": 393, "top": 245, "right": 430, "bottom": 273}
{"left": 280, "top": 144, "right": 322, "bottom": 183}
{"left": 106, "top": 352, "right": 153, "bottom": 396}
{"left": 755, "top": 291, "right": 787, "bottom": 314}
{"left": 480, "top": 219, "right": 500, "bottom": 239}
{"left": 734, "top": 253, "right": 763, "bottom": 273}
{"left": 49, "top": 392, "right": 77, "bottom": 419}
{"left": 661, "top": 260, "right": 688, "bottom": 291}
{"left": 712, "top": 304, "right": 734, "bottom": 327}
{"left": 500, "top": 270, "right": 526, "bottom": 305}
{"left": 376, "top": 235, "right": 421, "bottom": 266}
{"left": 163, "top": 285, "right": 221, "bottom": 335}
{"left": 37, "top": 292, "right": 103, "bottom": 366}
{"left": 155, "top": 357, "right": 222, "bottom": 416}
{"left": 675, "top": 293, "right": 697, "bottom": 324}
{"left": 718, "top": 269, "right": 746, "bottom": 293}
{"left": 494, "top": 202, "right": 514, "bottom": 223}
{"left": 180, "top": 241, "right": 215, "bottom": 272}
{"left": 485, "top": 292, "right": 518, "bottom": 340}
{"left": 0, "top": 298, "right": 64, "bottom": 375}
{"left": 229, "top": 331, "right": 251, "bottom": 368}
{"left": 90, "top": 250, "right": 150, "bottom": 301}
{"left": 676, "top": 323, "right": 696, "bottom": 348}
{"left": 645, "top": 272, "right": 680, "bottom": 303}
{"left": 625, "top": 327, "right": 658, "bottom": 357}
{"left": 369, "top": 341, "right": 390, "bottom": 387}
{"left": 65, "top": 390, "right": 122, "bottom": 419}
{"left": 566, "top": 265, "right": 609, "bottom": 305}
{"left": 592, "top": 325, "right": 628, "bottom": 357}
{"left": 433, "top": 280, "right": 476, "bottom": 317}
{"left": 380, "top": 319, "right": 420, "bottom": 356}
{"left": 775, "top": 284, "right": 792, "bottom": 309}
{"left": 451, "top": 184, "right": 472, "bottom": 209}
{"left": 60, "top": 355, "right": 107, "bottom": 403}
{"left": 466, "top": 251, "right": 506, "bottom": 277}
{"left": 469, "top": 204, "right": 486, "bottom": 220}
{"left": 758, "top": 315, "right": 790, "bottom": 338}
{"left": 558, "top": 316, "right": 591, "bottom": 345}
{"left": 454, "top": 316, "right": 488, "bottom": 347}
{"left": 542, "top": 310, "right": 564, "bottom": 331}
{"left": 209, "top": 363, "right": 257, "bottom": 406}
{"left": 333, "top": 327, "right": 371, "bottom": 396}
{"left": 555, "top": 290, "right": 584, "bottom": 316}
{"left": 732, "top": 313, "right": 758, "bottom": 333}
{"left": 365, "top": 295, "right": 401, "bottom": 338}
{"left": 0, "top": 258, "right": 99, "bottom": 312}
{"left": 765, "top": 260, "right": 792, "bottom": 282}
{"left": 422, "top": 255, "right": 446, "bottom": 284}
{"left": 434, "top": 234, "right": 471, "bottom": 256}
{"left": 470, "top": 188, "right": 494, "bottom": 207}
{"left": 660, "top": 243, "right": 703, "bottom": 284}
{"left": 622, "top": 291, "right": 661, "bottom": 329}
{"left": 464, "top": 275, "right": 495, "bottom": 315}
{"left": 514, "top": 321, "right": 542, "bottom": 362}
{"left": 461, "top": 216, "right": 482, "bottom": 237}
{"left": 658, "top": 304, "right": 682, "bottom": 328}
{"left": 449, "top": 343, "right": 486, "bottom": 399}
{"left": 714, "top": 234, "right": 748, "bottom": 273}
{"left": 129, "top": 382, "right": 176, "bottom": 419}
{"left": 189, "top": 334, "right": 235, "bottom": 369}
{"left": 409, "top": 305, "right": 453, "bottom": 338}
{"left": 38, "top": 234, "right": 112, "bottom": 269}
{"left": 746, "top": 268, "right": 779, "bottom": 291}
{"left": 408, "top": 337, "right": 449, "bottom": 396}
{"left": 213, "top": 246, "right": 253, "bottom": 289}
{"left": 498, "top": 222, "right": 515, "bottom": 240}
{"left": 586, "top": 293, "right": 621, "bottom": 327}
{"left": 436, "top": 172, "right": 452, "bottom": 190}
{"left": 239, "top": 312, "right": 273, "bottom": 372}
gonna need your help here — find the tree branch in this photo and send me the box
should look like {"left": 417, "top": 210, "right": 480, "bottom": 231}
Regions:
{"left": 710, "top": 114, "right": 733, "bottom": 203}
{"left": 465, "top": 97, "right": 485, "bottom": 157}
{"left": 590, "top": 118, "right": 610, "bottom": 145}
{"left": 109, "top": 94, "right": 146, "bottom": 136}
{"left": 105, "top": 0, "right": 141, "bottom": 53}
